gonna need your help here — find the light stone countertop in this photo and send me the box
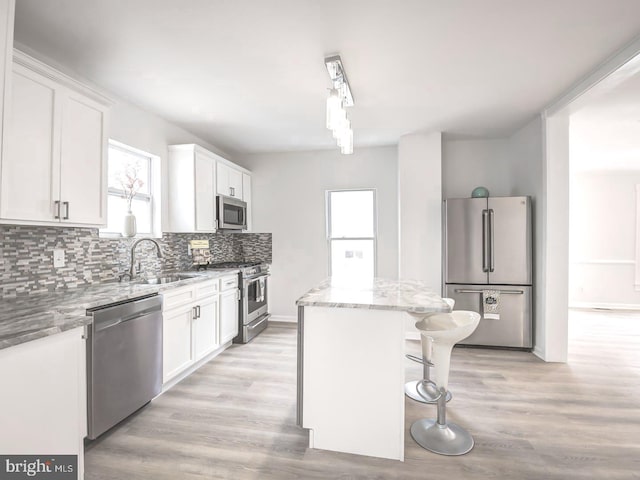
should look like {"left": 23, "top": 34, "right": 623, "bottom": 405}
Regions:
{"left": 0, "top": 269, "right": 239, "bottom": 351}
{"left": 296, "top": 277, "right": 453, "bottom": 314}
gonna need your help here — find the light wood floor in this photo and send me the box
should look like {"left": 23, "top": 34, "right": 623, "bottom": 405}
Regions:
{"left": 85, "top": 310, "right": 640, "bottom": 479}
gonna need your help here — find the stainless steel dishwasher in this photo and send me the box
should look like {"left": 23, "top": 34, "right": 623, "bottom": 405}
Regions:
{"left": 86, "top": 294, "right": 163, "bottom": 440}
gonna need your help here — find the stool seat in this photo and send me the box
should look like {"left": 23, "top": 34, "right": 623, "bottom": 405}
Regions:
{"left": 414, "top": 311, "right": 480, "bottom": 391}
{"left": 404, "top": 298, "right": 455, "bottom": 404}
{"left": 410, "top": 310, "right": 481, "bottom": 456}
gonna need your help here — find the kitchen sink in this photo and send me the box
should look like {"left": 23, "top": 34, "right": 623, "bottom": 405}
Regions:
{"left": 139, "top": 274, "right": 198, "bottom": 285}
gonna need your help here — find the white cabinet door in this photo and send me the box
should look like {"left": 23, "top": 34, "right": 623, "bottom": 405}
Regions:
{"left": 0, "top": 328, "right": 85, "bottom": 463}
{"left": 163, "top": 305, "right": 193, "bottom": 383}
{"left": 228, "top": 167, "right": 243, "bottom": 199}
{"left": 220, "top": 288, "right": 239, "bottom": 344}
{"left": 0, "top": 0, "right": 14, "bottom": 171}
{"left": 1, "top": 64, "right": 59, "bottom": 222}
{"left": 194, "top": 151, "right": 216, "bottom": 231}
{"left": 242, "top": 172, "right": 252, "bottom": 231}
{"left": 216, "top": 162, "right": 230, "bottom": 197}
{"left": 59, "top": 91, "right": 107, "bottom": 225}
{"left": 193, "top": 295, "right": 219, "bottom": 360}
{"left": 217, "top": 162, "right": 243, "bottom": 199}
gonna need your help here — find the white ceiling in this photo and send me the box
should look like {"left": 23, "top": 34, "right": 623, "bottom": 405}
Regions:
{"left": 13, "top": 0, "right": 640, "bottom": 154}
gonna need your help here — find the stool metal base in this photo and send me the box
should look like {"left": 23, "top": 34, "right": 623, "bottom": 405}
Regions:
{"left": 410, "top": 419, "right": 474, "bottom": 456}
{"left": 404, "top": 380, "right": 452, "bottom": 404}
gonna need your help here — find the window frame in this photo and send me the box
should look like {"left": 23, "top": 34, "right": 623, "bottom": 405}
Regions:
{"left": 326, "top": 188, "right": 378, "bottom": 278}
{"left": 100, "top": 140, "right": 159, "bottom": 238}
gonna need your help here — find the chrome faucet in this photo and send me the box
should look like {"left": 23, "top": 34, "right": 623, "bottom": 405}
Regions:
{"left": 129, "top": 238, "right": 163, "bottom": 279}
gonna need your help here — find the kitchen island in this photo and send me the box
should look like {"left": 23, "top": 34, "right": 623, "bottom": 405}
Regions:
{"left": 296, "top": 277, "right": 452, "bottom": 461}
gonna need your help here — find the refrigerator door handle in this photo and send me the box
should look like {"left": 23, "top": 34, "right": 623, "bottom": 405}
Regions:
{"left": 454, "top": 288, "right": 525, "bottom": 295}
{"left": 489, "top": 209, "right": 495, "bottom": 272}
{"left": 482, "top": 210, "right": 489, "bottom": 272}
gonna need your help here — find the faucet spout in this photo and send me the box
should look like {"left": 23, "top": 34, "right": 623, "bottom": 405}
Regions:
{"left": 129, "top": 238, "right": 163, "bottom": 279}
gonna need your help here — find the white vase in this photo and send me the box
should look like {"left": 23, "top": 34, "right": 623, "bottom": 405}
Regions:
{"left": 123, "top": 209, "right": 137, "bottom": 237}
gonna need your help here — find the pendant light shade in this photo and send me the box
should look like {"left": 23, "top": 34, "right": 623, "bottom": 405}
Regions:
{"left": 324, "top": 55, "right": 354, "bottom": 155}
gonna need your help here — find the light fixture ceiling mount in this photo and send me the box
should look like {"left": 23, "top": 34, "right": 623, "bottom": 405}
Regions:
{"left": 324, "top": 54, "right": 354, "bottom": 154}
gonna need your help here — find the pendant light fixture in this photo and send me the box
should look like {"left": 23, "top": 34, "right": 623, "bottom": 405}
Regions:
{"left": 325, "top": 55, "right": 354, "bottom": 154}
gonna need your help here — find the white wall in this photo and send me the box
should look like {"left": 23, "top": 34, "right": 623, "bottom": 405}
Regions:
{"left": 108, "top": 100, "right": 233, "bottom": 231}
{"left": 442, "top": 138, "right": 511, "bottom": 198}
{"left": 508, "top": 116, "right": 544, "bottom": 357}
{"left": 398, "top": 132, "right": 442, "bottom": 288}
{"left": 569, "top": 170, "right": 640, "bottom": 308}
{"left": 241, "top": 147, "right": 398, "bottom": 320}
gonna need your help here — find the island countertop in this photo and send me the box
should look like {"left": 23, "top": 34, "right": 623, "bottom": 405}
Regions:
{"left": 296, "top": 277, "right": 452, "bottom": 314}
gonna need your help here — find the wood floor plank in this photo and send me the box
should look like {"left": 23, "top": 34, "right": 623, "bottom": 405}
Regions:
{"left": 85, "top": 311, "right": 640, "bottom": 479}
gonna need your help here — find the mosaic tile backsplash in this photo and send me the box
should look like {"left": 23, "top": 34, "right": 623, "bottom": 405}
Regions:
{"left": 0, "top": 226, "right": 272, "bottom": 297}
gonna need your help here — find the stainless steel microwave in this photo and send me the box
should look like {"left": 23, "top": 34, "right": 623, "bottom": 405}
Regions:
{"left": 216, "top": 195, "right": 247, "bottom": 230}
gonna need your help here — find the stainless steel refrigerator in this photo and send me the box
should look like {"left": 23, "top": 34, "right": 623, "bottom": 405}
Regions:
{"left": 444, "top": 196, "right": 532, "bottom": 349}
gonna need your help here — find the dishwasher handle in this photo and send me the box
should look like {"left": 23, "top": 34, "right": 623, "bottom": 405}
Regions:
{"left": 89, "top": 294, "right": 163, "bottom": 332}
{"left": 94, "top": 309, "right": 162, "bottom": 332}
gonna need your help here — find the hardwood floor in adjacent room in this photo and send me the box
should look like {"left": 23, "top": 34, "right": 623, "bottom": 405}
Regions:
{"left": 85, "top": 311, "right": 640, "bottom": 480}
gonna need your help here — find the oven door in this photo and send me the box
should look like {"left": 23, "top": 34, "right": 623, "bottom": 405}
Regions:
{"left": 244, "top": 274, "right": 269, "bottom": 324}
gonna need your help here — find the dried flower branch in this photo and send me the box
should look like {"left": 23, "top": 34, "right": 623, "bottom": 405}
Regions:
{"left": 119, "top": 162, "right": 145, "bottom": 211}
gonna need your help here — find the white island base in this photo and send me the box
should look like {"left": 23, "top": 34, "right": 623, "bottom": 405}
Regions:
{"left": 299, "top": 306, "right": 407, "bottom": 461}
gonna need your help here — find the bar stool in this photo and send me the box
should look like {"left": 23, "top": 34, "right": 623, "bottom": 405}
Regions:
{"left": 404, "top": 298, "right": 455, "bottom": 404}
{"left": 410, "top": 310, "right": 481, "bottom": 456}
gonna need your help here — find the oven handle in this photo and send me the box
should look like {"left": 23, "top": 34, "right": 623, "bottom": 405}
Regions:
{"left": 243, "top": 273, "right": 271, "bottom": 284}
{"left": 248, "top": 314, "right": 270, "bottom": 331}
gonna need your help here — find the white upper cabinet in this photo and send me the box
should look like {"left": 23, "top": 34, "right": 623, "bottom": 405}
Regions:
{"left": 167, "top": 144, "right": 218, "bottom": 232}
{"left": 242, "top": 172, "right": 252, "bottom": 231}
{"left": 0, "top": 50, "right": 110, "bottom": 226}
{"left": 58, "top": 90, "right": 108, "bottom": 225}
{"left": 167, "top": 144, "right": 252, "bottom": 233}
{"left": 0, "top": 0, "right": 14, "bottom": 172}
{"left": 217, "top": 161, "right": 244, "bottom": 199}
{"left": 1, "top": 64, "right": 57, "bottom": 222}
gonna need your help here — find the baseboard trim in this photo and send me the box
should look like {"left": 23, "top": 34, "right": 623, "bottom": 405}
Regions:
{"left": 405, "top": 331, "right": 420, "bottom": 341}
{"left": 533, "top": 345, "right": 545, "bottom": 361}
{"left": 269, "top": 315, "right": 297, "bottom": 323}
{"left": 569, "top": 302, "right": 640, "bottom": 311}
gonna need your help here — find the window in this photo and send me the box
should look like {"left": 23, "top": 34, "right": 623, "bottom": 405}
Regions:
{"left": 101, "top": 140, "right": 159, "bottom": 236}
{"left": 326, "top": 189, "right": 377, "bottom": 278}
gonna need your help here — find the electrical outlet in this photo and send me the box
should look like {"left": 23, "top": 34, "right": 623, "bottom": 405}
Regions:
{"left": 53, "top": 249, "right": 65, "bottom": 268}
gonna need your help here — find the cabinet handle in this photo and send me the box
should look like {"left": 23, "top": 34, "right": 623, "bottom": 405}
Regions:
{"left": 196, "top": 305, "right": 201, "bottom": 318}
{"left": 192, "top": 306, "right": 198, "bottom": 319}
{"left": 63, "top": 201, "right": 70, "bottom": 220}
{"left": 230, "top": 186, "right": 235, "bottom": 197}
{"left": 54, "top": 200, "right": 61, "bottom": 219}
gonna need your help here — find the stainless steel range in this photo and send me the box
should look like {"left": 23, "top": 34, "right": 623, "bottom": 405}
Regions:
{"left": 208, "top": 261, "right": 270, "bottom": 343}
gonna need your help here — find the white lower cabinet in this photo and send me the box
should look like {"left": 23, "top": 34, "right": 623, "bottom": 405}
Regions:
{"left": 0, "top": 327, "right": 87, "bottom": 478}
{"left": 162, "top": 304, "right": 194, "bottom": 383}
{"left": 220, "top": 274, "right": 240, "bottom": 344}
{"left": 193, "top": 295, "right": 220, "bottom": 360}
{"left": 162, "top": 280, "right": 222, "bottom": 385}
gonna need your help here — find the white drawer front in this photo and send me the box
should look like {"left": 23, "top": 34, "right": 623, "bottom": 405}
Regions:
{"left": 195, "top": 280, "right": 219, "bottom": 299}
{"left": 162, "top": 285, "right": 196, "bottom": 311}
{"left": 220, "top": 275, "right": 238, "bottom": 291}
